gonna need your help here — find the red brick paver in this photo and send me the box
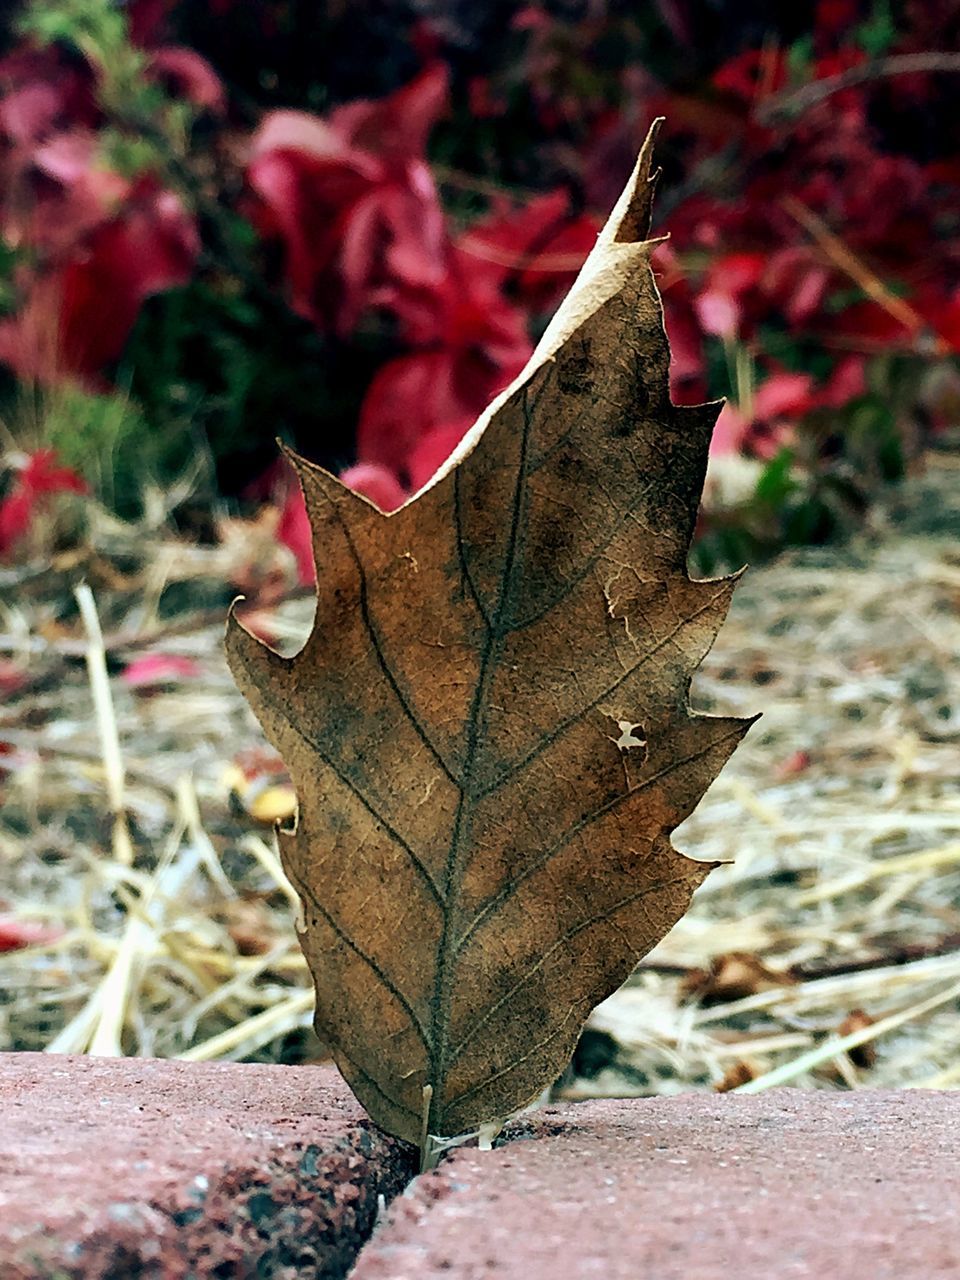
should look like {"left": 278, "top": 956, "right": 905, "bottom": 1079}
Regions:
{"left": 4, "top": 1055, "right": 959, "bottom": 1279}
{"left": 0, "top": 1053, "right": 413, "bottom": 1279}
{"left": 353, "top": 1089, "right": 960, "bottom": 1280}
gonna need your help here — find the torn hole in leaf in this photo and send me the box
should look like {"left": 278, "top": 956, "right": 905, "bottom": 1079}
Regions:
{"left": 612, "top": 719, "right": 647, "bottom": 752}
{"left": 277, "top": 802, "right": 299, "bottom": 836}
{"left": 275, "top": 809, "right": 306, "bottom": 931}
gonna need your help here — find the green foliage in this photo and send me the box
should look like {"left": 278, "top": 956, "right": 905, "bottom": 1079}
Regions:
{"left": 19, "top": 0, "right": 198, "bottom": 168}
{"left": 11, "top": 384, "right": 155, "bottom": 514}
{"left": 858, "top": 0, "right": 897, "bottom": 56}
{"left": 121, "top": 279, "right": 387, "bottom": 496}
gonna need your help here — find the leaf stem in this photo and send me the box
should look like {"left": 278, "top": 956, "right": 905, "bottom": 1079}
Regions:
{"left": 419, "top": 1083, "right": 436, "bottom": 1172}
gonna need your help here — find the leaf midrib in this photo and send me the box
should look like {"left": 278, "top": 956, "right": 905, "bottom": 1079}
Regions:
{"left": 428, "top": 381, "right": 536, "bottom": 1129}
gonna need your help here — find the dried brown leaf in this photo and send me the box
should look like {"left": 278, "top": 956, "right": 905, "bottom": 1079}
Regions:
{"left": 715, "top": 1061, "right": 760, "bottom": 1093}
{"left": 681, "top": 951, "right": 798, "bottom": 1005}
{"left": 836, "top": 1008, "right": 877, "bottom": 1069}
{"left": 226, "top": 123, "right": 753, "bottom": 1154}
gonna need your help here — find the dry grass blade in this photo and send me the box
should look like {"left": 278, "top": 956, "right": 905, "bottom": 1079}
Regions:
{"left": 74, "top": 583, "right": 133, "bottom": 866}
{"left": 733, "top": 978, "right": 960, "bottom": 1093}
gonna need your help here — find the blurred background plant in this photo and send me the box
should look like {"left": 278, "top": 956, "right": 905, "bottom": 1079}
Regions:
{"left": 1, "top": 0, "right": 959, "bottom": 576}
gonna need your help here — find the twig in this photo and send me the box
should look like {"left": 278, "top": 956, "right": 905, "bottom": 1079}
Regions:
{"left": 457, "top": 241, "right": 592, "bottom": 273}
{"left": 48, "top": 810, "right": 204, "bottom": 1055}
{"left": 792, "top": 934, "right": 960, "bottom": 982}
{"left": 636, "top": 931, "right": 960, "bottom": 984}
{"left": 758, "top": 52, "right": 960, "bottom": 123}
{"left": 432, "top": 164, "right": 543, "bottom": 203}
{"left": 420, "top": 1083, "right": 435, "bottom": 1173}
{"left": 780, "top": 196, "right": 940, "bottom": 351}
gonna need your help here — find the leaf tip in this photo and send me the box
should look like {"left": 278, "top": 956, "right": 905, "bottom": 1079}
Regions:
{"left": 224, "top": 594, "right": 247, "bottom": 644}
{"left": 277, "top": 438, "right": 310, "bottom": 476}
{"left": 612, "top": 117, "right": 664, "bottom": 245}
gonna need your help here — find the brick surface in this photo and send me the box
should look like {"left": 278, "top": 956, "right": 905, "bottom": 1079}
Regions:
{"left": 353, "top": 1089, "right": 960, "bottom": 1280}
{"left": 0, "top": 1053, "right": 414, "bottom": 1280}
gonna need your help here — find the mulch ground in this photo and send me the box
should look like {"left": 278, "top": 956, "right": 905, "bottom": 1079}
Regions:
{"left": 2, "top": 443, "right": 959, "bottom": 1097}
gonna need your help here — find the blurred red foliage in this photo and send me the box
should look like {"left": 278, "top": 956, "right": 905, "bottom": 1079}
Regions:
{"left": 0, "top": 447, "right": 86, "bottom": 554}
{"left": 248, "top": 65, "right": 449, "bottom": 333}
{"left": 0, "top": 0, "right": 958, "bottom": 566}
{"left": 0, "top": 34, "right": 202, "bottom": 386}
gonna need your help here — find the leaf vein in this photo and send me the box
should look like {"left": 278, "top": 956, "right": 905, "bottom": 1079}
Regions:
{"left": 451, "top": 875, "right": 692, "bottom": 1066}
{"left": 454, "top": 468, "right": 493, "bottom": 631}
{"left": 323, "top": 1034, "right": 421, "bottom": 1120}
{"left": 445, "top": 1006, "right": 583, "bottom": 1114}
{"left": 290, "top": 718, "right": 446, "bottom": 906}
{"left": 299, "top": 880, "right": 432, "bottom": 1051}
{"left": 430, "top": 381, "right": 538, "bottom": 1113}
{"left": 332, "top": 503, "right": 462, "bottom": 790}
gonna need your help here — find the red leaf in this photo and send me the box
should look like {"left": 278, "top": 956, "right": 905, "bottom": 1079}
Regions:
{"left": 0, "top": 81, "right": 62, "bottom": 144}
{"left": 654, "top": 245, "right": 707, "bottom": 403}
{"left": 356, "top": 293, "right": 530, "bottom": 481}
{"left": 11, "top": 131, "right": 130, "bottom": 255}
{"left": 248, "top": 66, "right": 449, "bottom": 331}
{"left": 147, "top": 47, "right": 225, "bottom": 114}
{"left": 0, "top": 660, "right": 27, "bottom": 697}
{"left": 709, "top": 403, "right": 747, "bottom": 457}
{"left": 59, "top": 187, "right": 198, "bottom": 375}
{"left": 706, "top": 251, "right": 766, "bottom": 297}
{"left": 0, "top": 46, "right": 97, "bottom": 144}
{"left": 829, "top": 301, "right": 917, "bottom": 350}
{"left": 277, "top": 482, "right": 316, "bottom": 585}
{"left": 407, "top": 421, "right": 474, "bottom": 491}
{"left": 122, "top": 654, "right": 201, "bottom": 687}
{"left": 0, "top": 449, "right": 87, "bottom": 555}
{"left": 339, "top": 462, "right": 408, "bottom": 513}
{"left": 20, "top": 449, "right": 88, "bottom": 496}
{"left": 753, "top": 369, "right": 815, "bottom": 420}
{"left": 330, "top": 63, "right": 448, "bottom": 165}
{"left": 694, "top": 289, "right": 739, "bottom": 339}
{"left": 816, "top": 355, "right": 867, "bottom": 407}
{"left": 0, "top": 488, "right": 36, "bottom": 553}
{"left": 0, "top": 916, "right": 64, "bottom": 952}
{"left": 0, "top": 181, "right": 198, "bottom": 382}
{"left": 357, "top": 353, "right": 461, "bottom": 477}
{"left": 458, "top": 191, "right": 600, "bottom": 313}
{"left": 712, "top": 48, "right": 788, "bottom": 103}
{"left": 127, "top": 0, "right": 173, "bottom": 43}
{"left": 922, "top": 293, "right": 960, "bottom": 354}
{"left": 764, "top": 248, "right": 831, "bottom": 326}
{"left": 815, "top": 0, "right": 861, "bottom": 42}
{"left": 711, "top": 368, "right": 815, "bottom": 458}
{"left": 775, "top": 749, "right": 812, "bottom": 779}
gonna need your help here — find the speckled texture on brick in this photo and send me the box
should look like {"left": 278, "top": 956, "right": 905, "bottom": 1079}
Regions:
{"left": 0, "top": 1053, "right": 415, "bottom": 1280}
{"left": 352, "top": 1089, "right": 960, "bottom": 1280}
